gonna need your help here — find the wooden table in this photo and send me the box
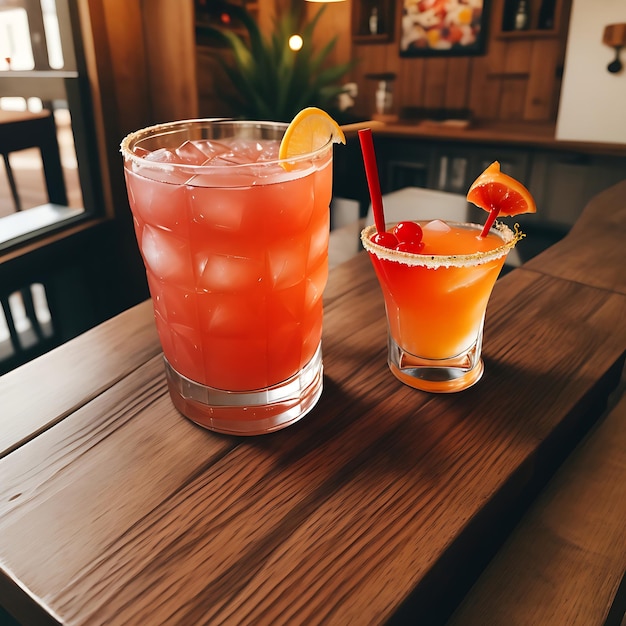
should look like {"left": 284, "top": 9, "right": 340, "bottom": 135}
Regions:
{"left": 1, "top": 181, "right": 625, "bottom": 625}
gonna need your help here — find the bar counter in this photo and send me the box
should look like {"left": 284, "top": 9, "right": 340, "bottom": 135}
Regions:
{"left": 1, "top": 181, "right": 625, "bottom": 625}
{"left": 370, "top": 119, "right": 626, "bottom": 158}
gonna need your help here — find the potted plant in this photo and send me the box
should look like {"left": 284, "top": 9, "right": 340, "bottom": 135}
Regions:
{"left": 198, "top": 2, "right": 354, "bottom": 122}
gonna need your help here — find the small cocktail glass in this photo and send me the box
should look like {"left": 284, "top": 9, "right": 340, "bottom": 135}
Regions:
{"left": 361, "top": 220, "right": 521, "bottom": 392}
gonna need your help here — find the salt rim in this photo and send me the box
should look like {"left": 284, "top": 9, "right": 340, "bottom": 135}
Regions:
{"left": 360, "top": 221, "right": 524, "bottom": 268}
{"left": 119, "top": 118, "right": 335, "bottom": 171}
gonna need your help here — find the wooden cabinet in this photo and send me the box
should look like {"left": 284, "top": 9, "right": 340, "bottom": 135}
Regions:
{"left": 427, "top": 145, "right": 531, "bottom": 194}
{"left": 352, "top": 0, "right": 395, "bottom": 43}
{"left": 528, "top": 151, "right": 626, "bottom": 228}
{"left": 496, "top": 0, "right": 564, "bottom": 38}
{"left": 345, "top": 0, "right": 572, "bottom": 124}
{"left": 333, "top": 132, "right": 626, "bottom": 233}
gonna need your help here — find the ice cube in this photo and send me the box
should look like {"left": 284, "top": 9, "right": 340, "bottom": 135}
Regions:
{"left": 256, "top": 140, "right": 280, "bottom": 162}
{"left": 209, "top": 138, "right": 279, "bottom": 164}
{"left": 267, "top": 323, "right": 302, "bottom": 375}
{"left": 249, "top": 179, "right": 313, "bottom": 236}
{"left": 153, "top": 308, "right": 175, "bottom": 362}
{"left": 198, "top": 292, "right": 259, "bottom": 336}
{"left": 143, "top": 148, "right": 180, "bottom": 164}
{"left": 267, "top": 243, "right": 307, "bottom": 289}
{"left": 193, "top": 139, "right": 232, "bottom": 159}
{"left": 209, "top": 155, "right": 246, "bottom": 166}
{"left": 130, "top": 149, "right": 193, "bottom": 185}
{"left": 307, "top": 220, "right": 329, "bottom": 266}
{"left": 228, "top": 138, "right": 262, "bottom": 158}
{"left": 168, "top": 322, "right": 204, "bottom": 382}
{"left": 125, "top": 170, "right": 189, "bottom": 234}
{"left": 188, "top": 187, "right": 245, "bottom": 231}
{"left": 141, "top": 224, "right": 193, "bottom": 287}
{"left": 175, "top": 140, "right": 211, "bottom": 165}
{"left": 148, "top": 276, "right": 199, "bottom": 328}
{"left": 422, "top": 219, "right": 452, "bottom": 233}
{"left": 196, "top": 252, "right": 263, "bottom": 292}
{"left": 133, "top": 147, "right": 150, "bottom": 158}
{"left": 304, "top": 261, "right": 327, "bottom": 310}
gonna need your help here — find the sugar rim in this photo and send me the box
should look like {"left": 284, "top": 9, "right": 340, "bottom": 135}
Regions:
{"left": 360, "top": 221, "right": 523, "bottom": 268}
{"left": 119, "top": 118, "right": 334, "bottom": 171}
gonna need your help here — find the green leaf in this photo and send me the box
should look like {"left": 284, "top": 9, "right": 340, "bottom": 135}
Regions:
{"left": 202, "top": 3, "right": 352, "bottom": 121}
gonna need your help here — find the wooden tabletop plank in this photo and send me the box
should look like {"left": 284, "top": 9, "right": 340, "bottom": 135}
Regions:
{"left": 0, "top": 299, "right": 160, "bottom": 458}
{"left": 0, "top": 357, "right": 236, "bottom": 612}
{"left": 524, "top": 180, "right": 626, "bottom": 294}
{"left": 447, "top": 391, "right": 626, "bottom": 626}
{"left": 1, "top": 257, "right": 624, "bottom": 625}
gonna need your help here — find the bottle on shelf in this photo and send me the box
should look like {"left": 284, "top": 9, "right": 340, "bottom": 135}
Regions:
{"left": 369, "top": 7, "right": 379, "bottom": 35}
{"left": 514, "top": 0, "right": 529, "bottom": 31}
{"left": 375, "top": 80, "right": 392, "bottom": 115}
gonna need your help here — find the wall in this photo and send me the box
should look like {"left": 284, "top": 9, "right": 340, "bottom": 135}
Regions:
{"left": 73, "top": 0, "right": 199, "bottom": 312}
{"left": 73, "top": 0, "right": 198, "bottom": 227}
{"left": 199, "top": 0, "right": 572, "bottom": 126}
{"left": 345, "top": 0, "right": 572, "bottom": 123}
{"left": 556, "top": 0, "right": 626, "bottom": 144}
{"left": 197, "top": 0, "right": 351, "bottom": 119}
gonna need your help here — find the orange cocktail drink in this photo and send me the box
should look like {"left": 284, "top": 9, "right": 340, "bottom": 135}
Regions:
{"left": 361, "top": 220, "right": 521, "bottom": 392}
{"left": 121, "top": 119, "right": 335, "bottom": 434}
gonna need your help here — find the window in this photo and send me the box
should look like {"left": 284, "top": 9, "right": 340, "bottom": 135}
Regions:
{"left": 0, "top": 0, "right": 103, "bottom": 252}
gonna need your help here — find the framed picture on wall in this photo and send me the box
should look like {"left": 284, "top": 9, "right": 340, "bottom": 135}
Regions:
{"left": 400, "top": 0, "right": 489, "bottom": 57}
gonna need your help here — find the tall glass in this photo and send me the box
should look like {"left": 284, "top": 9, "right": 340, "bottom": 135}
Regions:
{"left": 121, "top": 120, "right": 334, "bottom": 435}
{"left": 361, "top": 220, "right": 521, "bottom": 393}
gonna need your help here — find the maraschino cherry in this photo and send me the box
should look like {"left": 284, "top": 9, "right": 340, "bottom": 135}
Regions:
{"left": 370, "top": 220, "right": 424, "bottom": 253}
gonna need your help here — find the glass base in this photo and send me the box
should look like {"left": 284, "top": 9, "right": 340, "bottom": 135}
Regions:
{"left": 387, "top": 334, "right": 484, "bottom": 393}
{"left": 163, "top": 343, "right": 323, "bottom": 435}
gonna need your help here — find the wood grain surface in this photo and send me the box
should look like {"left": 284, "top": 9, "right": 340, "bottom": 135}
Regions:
{"left": 0, "top": 182, "right": 624, "bottom": 626}
{"left": 0, "top": 299, "right": 160, "bottom": 458}
{"left": 448, "top": 392, "right": 626, "bottom": 626}
{"left": 372, "top": 121, "right": 626, "bottom": 157}
{"left": 525, "top": 180, "right": 626, "bottom": 293}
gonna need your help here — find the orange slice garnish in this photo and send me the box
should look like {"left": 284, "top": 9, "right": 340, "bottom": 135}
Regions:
{"left": 467, "top": 161, "right": 537, "bottom": 217}
{"left": 279, "top": 107, "right": 346, "bottom": 170}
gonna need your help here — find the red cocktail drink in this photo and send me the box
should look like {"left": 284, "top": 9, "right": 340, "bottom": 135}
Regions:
{"left": 121, "top": 120, "right": 334, "bottom": 433}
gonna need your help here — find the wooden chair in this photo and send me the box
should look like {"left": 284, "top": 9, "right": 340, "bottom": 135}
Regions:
{"left": 0, "top": 109, "right": 71, "bottom": 373}
{"left": 366, "top": 186, "right": 471, "bottom": 223}
{"left": 0, "top": 282, "right": 57, "bottom": 375}
{"left": 0, "top": 109, "right": 68, "bottom": 212}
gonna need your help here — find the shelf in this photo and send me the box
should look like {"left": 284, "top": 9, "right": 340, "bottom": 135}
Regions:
{"left": 496, "top": 29, "right": 560, "bottom": 40}
{"left": 486, "top": 72, "right": 531, "bottom": 79}
{"left": 352, "top": 0, "right": 395, "bottom": 43}
{"left": 496, "top": 0, "right": 564, "bottom": 39}
{"left": 353, "top": 33, "right": 391, "bottom": 45}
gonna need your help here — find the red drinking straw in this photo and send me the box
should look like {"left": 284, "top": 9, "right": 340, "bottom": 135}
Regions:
{"left": 358, "top": 128, "right": 386, "bottom": 234}
{"left": 480, "top": 207, "right": 500, "bottom": 238}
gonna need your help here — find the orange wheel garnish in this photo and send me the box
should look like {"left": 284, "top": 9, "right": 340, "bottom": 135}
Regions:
{"left": 279, "top": 107, "right": 345, "bottom": 171}
{"left": 467, "top": 161, "right": 537, "bottom": 237}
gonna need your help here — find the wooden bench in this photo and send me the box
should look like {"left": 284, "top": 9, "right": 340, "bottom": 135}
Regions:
{"left": 447, "top": 384, "right": 626, "bottom": 626}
